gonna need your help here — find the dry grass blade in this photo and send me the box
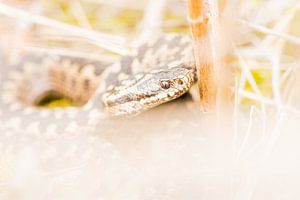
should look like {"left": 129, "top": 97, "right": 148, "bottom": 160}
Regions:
{"left": 0, "top": 3, "right": 130, "bottom": 55}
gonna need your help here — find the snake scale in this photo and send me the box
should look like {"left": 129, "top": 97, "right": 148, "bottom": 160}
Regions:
{"left": 0, "top": 34, "right": 196, "bottom": 133}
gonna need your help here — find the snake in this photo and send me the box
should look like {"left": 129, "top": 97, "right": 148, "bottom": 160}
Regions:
{"left": 0, "top": 33, "right": 196, "bottom": 133}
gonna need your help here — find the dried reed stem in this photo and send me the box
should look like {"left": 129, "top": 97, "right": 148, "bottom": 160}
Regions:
{"left": 187, "top": 0, "right": 233, "bottom": 113}
{"left": 187, "top": 0, "right": 216, "bottom": 112}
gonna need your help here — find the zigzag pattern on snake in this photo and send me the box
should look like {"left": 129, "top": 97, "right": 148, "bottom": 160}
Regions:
{"left": 0, "top": 34, "right": 196, "bottom": 134}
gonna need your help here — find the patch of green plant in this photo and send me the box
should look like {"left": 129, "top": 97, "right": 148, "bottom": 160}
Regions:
{"left": 36, "top": 92, "right": 77, "bottom": 108}
{"left": 241, "top": 68, "right": 273, "bottom": 109}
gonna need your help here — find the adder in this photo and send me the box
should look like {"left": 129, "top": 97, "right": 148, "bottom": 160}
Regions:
{"left": 0, "top": 34, "right": 196, "bottom": 133}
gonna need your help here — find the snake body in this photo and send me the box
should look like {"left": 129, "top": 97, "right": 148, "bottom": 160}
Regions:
{"left": 102, "top": 34, "right": 196, "bottom": 116}
{"left": 0, "top": 34, "right": 195, "bottom": 132}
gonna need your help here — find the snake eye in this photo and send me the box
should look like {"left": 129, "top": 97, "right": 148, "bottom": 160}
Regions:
{"left": 160, "top": 81, "right": 170, "bottom": 89}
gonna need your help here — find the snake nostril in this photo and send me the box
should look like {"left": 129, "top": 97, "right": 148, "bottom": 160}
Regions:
{"left": 177, "top": 79, "right": 184, "bottom": 85}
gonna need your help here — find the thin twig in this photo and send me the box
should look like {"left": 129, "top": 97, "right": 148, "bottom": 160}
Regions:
{"left": 134, "top": 0, "right": 167, "bottom": 45}
{"left": 239, "top": 19, "right": 300, "bottom": 46}
{"left": 70, "top": 0, "right": 93, "bottom": 30}
{"left": 20, "top": 45, "right": 117, "bottom": 63}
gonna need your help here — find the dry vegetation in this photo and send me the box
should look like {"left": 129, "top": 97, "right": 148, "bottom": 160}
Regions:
{"left": 0, "top": 0, "right": 300, "bottom": 199}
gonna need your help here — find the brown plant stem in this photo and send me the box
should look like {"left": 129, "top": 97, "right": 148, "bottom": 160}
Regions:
{"left": 187, "top": 0, "right": 233, "bottom": 113}
{"left": 187, "top": 0, "right": 216, "bottom": 112}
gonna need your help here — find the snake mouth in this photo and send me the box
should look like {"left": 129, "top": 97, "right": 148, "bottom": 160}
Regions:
{"left": 103, "top": 84, "right": 192, "bottom": 117}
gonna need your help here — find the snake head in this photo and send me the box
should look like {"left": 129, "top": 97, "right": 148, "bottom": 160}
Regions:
{"left": 102, "top": 64, "right": 196, "bottom": 117}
